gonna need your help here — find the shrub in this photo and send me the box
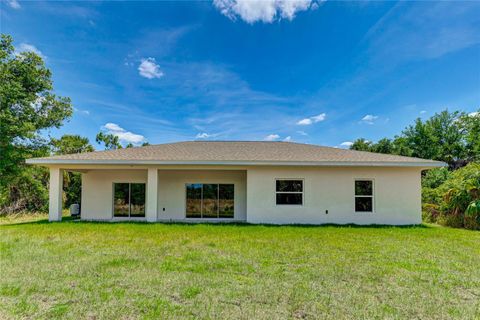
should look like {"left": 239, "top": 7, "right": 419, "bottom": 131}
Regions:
{"left": 422, "top": 162, "right": 480, "bottom": 229}
{"left": 422, "top": 203, "right": 440, "bottom": 223}
{"left": 464, "top": 200, "right": 480, "bottom": 230}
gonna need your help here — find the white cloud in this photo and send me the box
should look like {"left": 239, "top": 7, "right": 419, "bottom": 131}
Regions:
{"left": 296, "top": 130, "right": 308, "bottom": 136}
{"left": 264, "top": 134, "right": 280, "bottom": 141}
{"left": 196, "top": 133, "right": 210, "bottom": 139}
{"left": 468, "top": 111, "right": 479, "bottom": 117}
{"left": 283, "top": 136, "right": 292, "bottom": 142}
{"left": 420, "top": 110, "right": 427, "bottom": 114}
{"left": 104, "top": 123, "right": 123, "bottom": 131}
{"left": 73, "top": 107, "right": 90, "bottom": 116}
{"left": 340, "top": 141, "right": 353, "bottom": 148}
{"left": 101, "top": 123, "right": 145, "bottom": 145}
{"left": 7, "top": 0, "right": 21, "bottom": 9}
{"left": 361, "top": 114, "right": 379, "bottom": 124}
{"left": 311, "top": 113, "right": 326, "bottom": 122}
{"left": 296, "top": 113, "right": 326, "bottom": 125}
{"left": 297, "top": 118, "right": 313, "bottom": 125}
{"left": 195, "top": 132, "right": 218, "bottom": 139}
{"left": 18, "top": 43, "right": 45, "bottom": 59}
{"left": 138, "top": 58, "right": 164, "bottom": 79}
{"left": 213, "top": 0, "right": 317, "bottom": 24}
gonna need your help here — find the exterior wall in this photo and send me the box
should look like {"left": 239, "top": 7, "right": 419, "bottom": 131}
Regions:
{"left": 81, "top": 169, "right": 147, "bottom": 220}
{"left": 80, "top": 168, "right": 246, "bottom": 222}
{"left": 80, "top": 166, "right": 421, "bottom": 225}
{"left": 246, "top": 166, "right": 422, "bottom": 225}
{"left": 157, "top": 170, "right": 247, "bottom": 221}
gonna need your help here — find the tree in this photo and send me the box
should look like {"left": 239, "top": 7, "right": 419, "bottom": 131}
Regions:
{"left": 350, "top": 138, "right": 372, "bottom": 152}
{"left": 350, "top": 110, "right": 476, "bottom": 168}
{"left": 0, "top": 34, "right": 73, "bottom": 212}
{"left": 458, "top": 111, "right": 480, "bottom": 163}
{"left": 391, "top": 136, "right": 412, "bottom": 157}
{"left": 50, "top": 134, "right": 94, "bottom": 155}
{"left": 95, "top": 132, "right": 122, "bottom": 150}
{"left": 125, "top": 143, "right": 134, "bottom": 148}
{"left": 402, "top": 111, "right": 465, "bottom": 167}
{"left": 141, "top": 142, "right": 150, "bottom": 146}
{"left": 371, "top": 138, "right": 393, "bottom": 154}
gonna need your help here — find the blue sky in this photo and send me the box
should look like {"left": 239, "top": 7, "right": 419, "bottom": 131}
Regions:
{"left": 2, "top": 0, "right": 480, "bottom": 148}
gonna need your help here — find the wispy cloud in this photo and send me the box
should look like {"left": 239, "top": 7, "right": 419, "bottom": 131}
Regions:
{"left": 33, "top": 2, "right": 98, "bottom": 19}
{"left": 339, "top": 141, "right": 353, "bottom": 148}
{"left": 129, "top": 26, "right": 195, "bottom": 61}
{"left": 6, "top": 0, "right": 21, "bottom": 9}
{"left": 73, "top": 107, "right": 90, "bottom": 116}
{"left": 138, "top": 58, "right": 164, "bottom": 79}
{"left": 296, "top": 131, "right": 308, "bottom": 136}
{"left": 158, "top": 62, "right": 305, "bottom": 140}
{"left": 296, "top": 113, "right": 326, "bottom": 125}
{"left": 366, "top": 2, "right": 480, "bottom": 63}
{"left": 283, "top": 136, "right": 292, "bottom": 142}
{"left": 17, "top": 43, "right": 46, "bottom": 59}
{"left": 195, "top": 132, "right": 221, "bottom": 139}
{"left": 360, "top": 114, "right": 378, "bottom": 125}
{"left": 264, "top": 134, "right": 280, "bottom": 141}
{"left": 213, "top": 0, "right": 320, "bottom": 24}
{"left": 101, "top": 123, "right": 145, "bottom": 145}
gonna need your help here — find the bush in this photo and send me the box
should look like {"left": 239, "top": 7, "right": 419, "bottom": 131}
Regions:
{"left": 464, "top": 200, "right": 480, "bottom": 230}
{"left": 422, "top": 203, "right": 440, "bottom": 223}
{"left": 422, "top": 162, "right": 480, "bottom": 229}
{"left": 0, "top": 166, "right": 49, "bottom": 215}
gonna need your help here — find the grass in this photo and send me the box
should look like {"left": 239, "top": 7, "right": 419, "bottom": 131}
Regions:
{"left": 1, "top": 216, "right": 479, "bottom": 319}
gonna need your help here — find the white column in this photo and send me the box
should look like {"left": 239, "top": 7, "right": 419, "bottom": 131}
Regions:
{"left": 146, "top": 168, "right": 158, "bottom": 222}
{"left": 49, "top": 167, "right": 63, "bottom": 222}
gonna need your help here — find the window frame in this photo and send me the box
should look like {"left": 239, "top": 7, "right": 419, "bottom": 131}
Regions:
{"left": 354, "top": 179, "right": 375, "bottom": 213}
{"left": 274, "top": 178, "right": 304, "bottom": 206}
{"left": 112, "top": 182, "right": 146, "bottom": 219}
{"left": 185, "top": 183, "right": 235, "bottom": 219}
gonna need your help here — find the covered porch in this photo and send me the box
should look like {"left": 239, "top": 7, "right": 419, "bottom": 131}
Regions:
{"left": 47, "top": 167, "right": 247, "bottom": 222}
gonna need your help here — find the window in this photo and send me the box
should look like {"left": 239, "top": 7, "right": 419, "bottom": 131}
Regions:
{"left": 276, "top": 179, "right": 303, "bottom": 205}
{"left": 113, "top": 183, "right": 145, "bottom": 218}
{"left": 355, "top": 180, "right": 374, "bottom": 212}
{"left": 186, "top": 184, "right": 234, "bottom": 218}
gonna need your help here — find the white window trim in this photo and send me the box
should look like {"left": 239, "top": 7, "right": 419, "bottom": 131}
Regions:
{"left": 275, "top": 178, "right": 304, "bottom": 206}
{"left": 354, "top": 179, "right": 375, "bottom": 213}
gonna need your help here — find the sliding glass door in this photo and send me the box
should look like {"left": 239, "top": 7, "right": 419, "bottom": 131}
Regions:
{"left": 186, "top": 184, "right": 202, "bottom": 218}
{"left": 186, "top": 184, "right": 234, "bottom": 218}
{"left": 113, "top": 183, "right": 146, "bottom": 218}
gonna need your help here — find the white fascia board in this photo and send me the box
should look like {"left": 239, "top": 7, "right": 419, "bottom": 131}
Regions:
{"left": 25, "top": 158, "right": 447, "bottom": 168}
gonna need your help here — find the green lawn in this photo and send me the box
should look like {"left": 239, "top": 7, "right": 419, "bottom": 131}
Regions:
{"left": 1, "top": 216, "right": 479, "bottom": 319}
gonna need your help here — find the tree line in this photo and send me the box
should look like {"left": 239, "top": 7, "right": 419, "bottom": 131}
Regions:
{"left": 349, "top": 110, "right": 479, "bottom": 170}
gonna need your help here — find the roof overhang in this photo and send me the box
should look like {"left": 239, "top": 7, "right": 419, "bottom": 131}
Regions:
{"left": 25, "top": 158, "right": 447, "bottom": 168}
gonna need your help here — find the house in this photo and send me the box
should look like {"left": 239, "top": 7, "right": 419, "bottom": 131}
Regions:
{"left": 26, "top": 141, "right": 445, "bottom": 225}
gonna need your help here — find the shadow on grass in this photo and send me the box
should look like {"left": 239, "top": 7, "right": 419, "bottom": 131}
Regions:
{"left": 1, "top": 216, "right": 431, "bottom": 229}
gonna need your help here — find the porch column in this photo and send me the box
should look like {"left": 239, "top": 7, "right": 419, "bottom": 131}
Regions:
{"left": 48, "top": 167, "right": 63, "bottom": 222}
{"left": 146, "top": 168, "right": 158, "bottom": 222}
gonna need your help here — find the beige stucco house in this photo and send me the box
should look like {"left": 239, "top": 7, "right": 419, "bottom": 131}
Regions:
{"left": 26, "top": 141, "right": 445, "bottom": 225}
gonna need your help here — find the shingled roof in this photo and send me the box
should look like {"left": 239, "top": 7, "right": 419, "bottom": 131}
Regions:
{"left": 26, "top": 141, "right": 445, "bottom": 167}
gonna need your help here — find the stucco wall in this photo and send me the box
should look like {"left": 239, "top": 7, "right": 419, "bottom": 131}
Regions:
{"left": 81, "top": 168, "right": 246, "bottom": 221}
{"left": 246, "top": 166, "right": 422, "bottom": 225}
{"left": 81, "top": 169, "right": 147, "bottom": 220}
{"left": 157, "top": 170, "right": 247, "bottom": 221}
{"left": 80, "top": 166, "right": 421, "bottom": 225}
